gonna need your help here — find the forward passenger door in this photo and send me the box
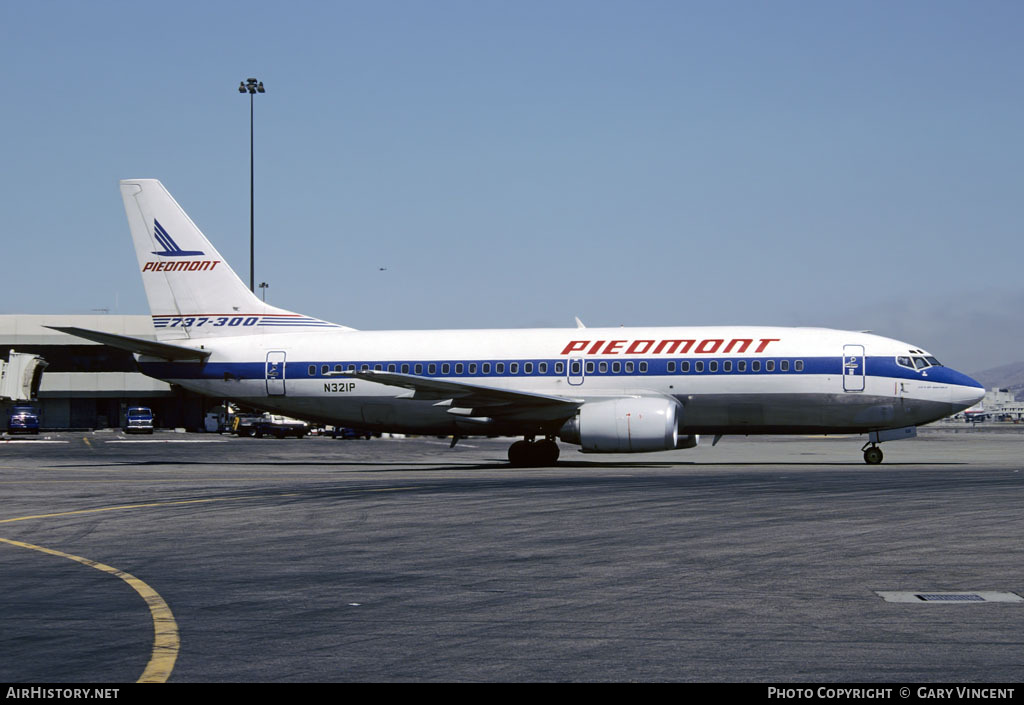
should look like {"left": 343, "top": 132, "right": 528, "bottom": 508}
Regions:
{"left": 842, "top": 345, "right": 865, "bottom": 392}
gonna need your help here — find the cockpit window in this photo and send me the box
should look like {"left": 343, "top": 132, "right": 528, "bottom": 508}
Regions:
{"left": 897, "top": 354, "right": 942, "bottom": 370}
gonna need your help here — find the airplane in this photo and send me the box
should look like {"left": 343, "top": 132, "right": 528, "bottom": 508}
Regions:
{"left": 52, "top": 179, "right": 985, "bottom": 466}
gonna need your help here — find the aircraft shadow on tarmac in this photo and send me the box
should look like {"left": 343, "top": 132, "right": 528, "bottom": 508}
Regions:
{"left": 55, "top": 457, "right": 968, "bottom": 471}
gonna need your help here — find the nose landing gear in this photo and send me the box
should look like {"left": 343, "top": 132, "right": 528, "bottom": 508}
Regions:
{"left": 859, "top": 426, "right": 917, "bottom": 464}
{"left": 861, "top": 442, "right": 884, "bottom": 465}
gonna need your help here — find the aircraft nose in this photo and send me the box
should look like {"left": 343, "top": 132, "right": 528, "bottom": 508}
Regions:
{"left": 948, "top": 372, "right": 985, "bottom": 413}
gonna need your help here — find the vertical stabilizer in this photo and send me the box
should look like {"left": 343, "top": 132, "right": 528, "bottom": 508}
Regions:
{"left": 120, "top": 179, "right": 348, "bottom": 340}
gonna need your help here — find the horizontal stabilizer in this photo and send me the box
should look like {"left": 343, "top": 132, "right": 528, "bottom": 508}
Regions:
{"left": 46, "top": 327, "right": 211, "bottom": 361}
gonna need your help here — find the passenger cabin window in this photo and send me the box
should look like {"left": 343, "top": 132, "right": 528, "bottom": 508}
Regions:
{"left": 455, "top": 363, "right": 464, "bottom": 374}
{"left": 751, "top": 360, "right": 761, "bottom": 372}
{"left": 709, "top": 361, "right": 718, "bottom": 373}
{"left": 428, "top": 364, "right": 437, "bottom": 375}
{"left": 667, "top": 361, "right": 676, "bottom": 373}
{"left": 309, "top": 365, "right": 316, "bottom": 376}
{"left": 483, "top": 363, "right": 491, "bottom": 374}
{"left": 695, "top": 361, "right": 704, "bottom": 373}
{"left": 496, "top": 363, "right": 505, "bottom": 374}
{"left": 469, "top": 363, "right": 477, "bottom": 374}
{"left": 524, "top": 362, "right": 533, "bottom": 374}
{"left": 599, "top": 361, "right": 609, "bottom": 373}
{"left": 586, "top": 362, "right": 594, "bottom": 373}
{"left": 321, "top": 365, "right": 329, "bottom": 375}
{"left": 780, "top": 360, "right": 789, "bottom": 372}
{"left": 612, "top": 361, "right": 621, "bottom": 373}
{"left": 639, "top": 361, "right": 648, "bottom": 373}
{"left": 738, "top": 360, "right": 746, "bottom": 372}
{"left": 625, "top": 361, "right": 634, "bottom": 373}
{"left": 766, "top": 360, "right": 775, "bottom": 372}
{"left": 723, "top": 361, "right": 732, "bottom": 372}
{"left": 442, "top": 363, "right": 450, "bottom": 374}
{"left": 795, "top": 360, "right": 804, "bottom": 372}
{"left": 510, "top": 363, "right": 519, "bottom": 374}
{"left": 555, "top": 362, "right": 564, "bottom": 374}
{"left": 414, "top": 364, "right": 423, "bottom": 374}
{"left": 388, "top": 364, "right": 396, "bottom": 372}
{"left": 401, "top": 363, "right": 410, "bottom": 374}
{"left": 538, "top": 362, "right": 547, "bottom": 374}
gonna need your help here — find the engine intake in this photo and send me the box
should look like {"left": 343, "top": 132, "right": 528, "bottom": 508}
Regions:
{"left": 559, "top": 397, "right": 685, "bottom": 453}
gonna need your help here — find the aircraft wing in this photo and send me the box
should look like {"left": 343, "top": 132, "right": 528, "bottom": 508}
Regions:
{"left": 333, "top": 369, "right": 582, "bottom": 420}
{"left": 46, "top": 326, "right": 211, "bottom": 361}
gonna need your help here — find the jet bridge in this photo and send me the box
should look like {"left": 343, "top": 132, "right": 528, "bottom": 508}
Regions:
{"left": 1, "top": 350, "right": 48, "bottom": 401}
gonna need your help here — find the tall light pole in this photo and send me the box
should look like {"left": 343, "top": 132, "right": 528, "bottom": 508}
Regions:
{"left": 238, "top": 78, "right": 265, "bottom": 292}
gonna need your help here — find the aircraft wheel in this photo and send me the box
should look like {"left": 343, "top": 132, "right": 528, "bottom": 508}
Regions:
{"left": 508, "top": 440, "right": 531, "bottom": 467}
{"left": 863, "top": 446, "right": 883, "bottom": 465}
{"left": 532, "top": 439, "right": 560, "bottom": 466}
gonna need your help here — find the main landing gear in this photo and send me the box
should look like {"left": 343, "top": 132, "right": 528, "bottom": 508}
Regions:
{"left": 861, "top": 442, "right": 884, "bottom": 465}
{"left": 508, "top": 437, "right": 560, "bottom": 467}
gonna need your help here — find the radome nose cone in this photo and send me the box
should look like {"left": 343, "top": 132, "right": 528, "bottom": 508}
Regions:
{"left": 949, "top": 375, "right": 985, "bottom": 412}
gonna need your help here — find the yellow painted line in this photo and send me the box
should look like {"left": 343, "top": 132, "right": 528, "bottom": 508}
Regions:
{"left": 0, "top": 486, "right": 410, "bottom": 681}
{"left": 0, "top": 537, "right": 179, "bottom": 683}
{"left": 0, "top": 498, "right": 231, "bottom": 525}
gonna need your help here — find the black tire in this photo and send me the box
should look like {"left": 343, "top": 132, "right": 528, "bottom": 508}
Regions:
{"left": 508, "top": 440, "right": 560, "bottom": 467}
{"left": 863, "top": 447, "right": 883, "bottom": 465}
{"left": 532, "top": 439, "right": 560, "bottom": 466}
{"left": 508, "top": 440, "right": 531, "bottom": 467}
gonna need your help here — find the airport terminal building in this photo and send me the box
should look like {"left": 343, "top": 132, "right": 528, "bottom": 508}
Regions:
{"left": 1, "top": 315, "right": 206, "bottom": 430}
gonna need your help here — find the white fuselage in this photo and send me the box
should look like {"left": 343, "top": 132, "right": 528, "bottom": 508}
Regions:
{"left": 137, "top": 325, "right": 984, "bottom": 438}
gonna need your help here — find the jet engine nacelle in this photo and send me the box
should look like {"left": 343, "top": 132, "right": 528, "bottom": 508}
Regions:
{"left": 559, "top": 397, "right": 684, "bottom": 453}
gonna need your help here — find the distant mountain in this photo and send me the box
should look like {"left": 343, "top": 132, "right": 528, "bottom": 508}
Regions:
{"left": 969, "top": 362, "right": 1024, "bottom": 401}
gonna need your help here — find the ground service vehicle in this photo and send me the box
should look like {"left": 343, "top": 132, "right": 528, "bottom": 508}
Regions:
{"left": 6, "top": 406, "right": 39, "bottom": 434}
{"left": 124, "top": 406, "right": 155, "bottom": 434}
{"left": 232, "top": 413, "right": 308, "bottom": 438}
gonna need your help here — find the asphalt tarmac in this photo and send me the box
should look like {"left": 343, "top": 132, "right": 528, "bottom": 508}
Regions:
{"left": 1, "top": 429, "right": 1022, "bottom": 683}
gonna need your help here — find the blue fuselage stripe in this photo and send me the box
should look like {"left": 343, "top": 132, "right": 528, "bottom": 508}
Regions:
{"left": 138, "top": 356, "right": 974, "bottom": 387}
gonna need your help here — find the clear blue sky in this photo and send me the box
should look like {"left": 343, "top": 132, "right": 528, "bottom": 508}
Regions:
{"left": 2, "top": 1, "right": 1022, "bottom": 371}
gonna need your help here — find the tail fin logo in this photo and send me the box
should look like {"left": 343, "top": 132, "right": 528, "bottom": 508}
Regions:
{"left": 151, "top": 219, "right": 205, "bottom": 257}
